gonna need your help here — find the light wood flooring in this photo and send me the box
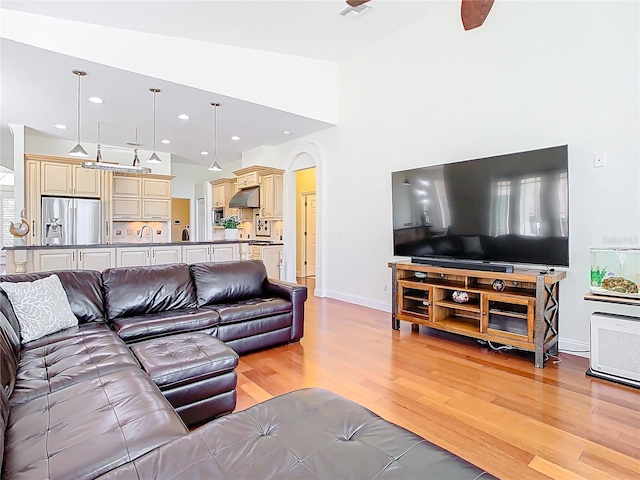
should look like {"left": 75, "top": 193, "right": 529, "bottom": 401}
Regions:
{"left": 235, "top": 278, "right": 640, "bottom": 479}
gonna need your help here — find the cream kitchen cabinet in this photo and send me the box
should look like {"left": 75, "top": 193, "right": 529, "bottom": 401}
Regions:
{"left": 112, "top": 174, "right": 173, "bottom": 220}
{"left": 150, "top": 245, "right": 182, "bottom": 265}
{"left": 212, "top": 243, "right": 239, "bottom": 262}
{"left": 142, "top": 199, "right": 171, "bottom": 220}
{"left": 116, "top": 247, "right": 150, "bottom": 267}
{"left": 32, "top": 250, "right": 76, "bottom": 272}
{"left": 113, "top": 176, "right": 142, "bottom": 197}
{"left": 211, "top": 178, "right": 237, "bottom": 209}
{"left": 182, "top": 244, "right": 211, "bottom": 264}
{"left": 182, "top": 243, "right": 239, "bottom": 263}
{"left": 40, "top": 161, "right": 101, "bottom": 198}
{"left": 250, "top": 245, "right": 282, "bottom": 279}
{"left": 31, "top": 248, "right": 115, "bottom": 272}
{"left": 112, "top": 198, "right": 142, "bottom": 219}
{"left": 259, "top": 173, "right": 283, "bottom": 219}
{"left": 235, "top": 171, "right": 260, "bottom": 189}
{"left": 77, "top": 248, "right": 116, "bottom": 271}
{"left": 143, "top": 178, "right": 172, "bottom": 198}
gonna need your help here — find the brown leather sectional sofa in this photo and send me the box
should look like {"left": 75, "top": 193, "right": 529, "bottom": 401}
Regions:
{"left": 0, "top": 260, "right": 493, "bottom": 479}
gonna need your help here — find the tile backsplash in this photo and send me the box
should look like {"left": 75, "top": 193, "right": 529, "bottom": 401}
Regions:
{"left": 112, "top": 221, "right": 169, "bottom": 243}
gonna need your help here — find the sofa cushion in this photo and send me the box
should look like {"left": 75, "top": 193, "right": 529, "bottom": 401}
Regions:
{"left": 0, "top": 274, "right": 79, "bottom": 343}
{"left": 0, "top": 312, "right": 20, "bottom": 396}
{"left": 111, "top": 308, "right": 220, "bottom": 343}
{"left": 96, "top": 388, "right": 491, "bottom": 480}
{"left": 102, "top": 263, "right": 197, "bottom": 320}
{"left": 0, "top": 269, "right": 106, "bottom": 323}
{"left": 3, "top": 369, "right": 188, "bottom": 480}
{"left": 10, "top": 323, "right": 140, "bottom": 407}
{"left": 190, "top": 260, "right": 267, "bottom": 307}
{"left": 209, "top": 297, "right": 292, "bottom": 325}
{"left": 0, "top": 385, "right": 8, "bottom": 474}
{"left": 130, "top": 333, "right": 238, "bottom": 389}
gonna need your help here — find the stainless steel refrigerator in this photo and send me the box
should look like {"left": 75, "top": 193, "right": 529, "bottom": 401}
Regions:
{"left": 41, "top": 197, "right": 102, "bottom": 245}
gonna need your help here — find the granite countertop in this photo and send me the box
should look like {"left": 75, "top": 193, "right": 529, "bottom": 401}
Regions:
{"left": 3, "top": 240, "right": 283, "bottom": 251}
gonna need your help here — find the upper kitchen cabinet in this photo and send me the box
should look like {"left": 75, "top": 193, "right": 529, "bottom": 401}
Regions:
{"left": 211, "top": 178, "right": 236, "bottom": 209}
{"left": 39, "top": 157, "right": 101, "bottom": 198}
{"left": 112, "top": 173, "right": 173, "bottom": 220}
{"left": 235, "top": 171, "right": 260, "bottom": 189}
{"left": 232, "top": 166, "right": 284, "bottom": 220}
{"left": 260, "top": 173, "right": 284, "bottom": 219}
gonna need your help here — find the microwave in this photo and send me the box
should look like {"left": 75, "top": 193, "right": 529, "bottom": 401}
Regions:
{"left": 213, "top": 207, "right": 224, "bottom": 226}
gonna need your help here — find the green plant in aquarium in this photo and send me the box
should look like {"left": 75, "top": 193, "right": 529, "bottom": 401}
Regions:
{"left": 590, "top": 266, "right": 608, "bottom": 286}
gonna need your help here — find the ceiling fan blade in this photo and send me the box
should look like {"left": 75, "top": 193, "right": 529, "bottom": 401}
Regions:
{"left": 461, "top": 0, "right": 495, "bottom": 30}
{"left": 346, "top": 0, "right": 370, "bottom": 7}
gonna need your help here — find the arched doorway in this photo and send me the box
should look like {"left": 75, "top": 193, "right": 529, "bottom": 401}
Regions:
{"left": 283, "top": 143, "right": 323, "bottom": 297}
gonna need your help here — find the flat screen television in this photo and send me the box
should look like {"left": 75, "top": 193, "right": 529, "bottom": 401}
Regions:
{"left": 391, "top": 145, "right": 569, "bottom": 270}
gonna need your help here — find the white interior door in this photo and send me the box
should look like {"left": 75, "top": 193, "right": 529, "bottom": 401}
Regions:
{"left": 305, "top": 194, "right": 316, "bottom": 277}
{"left": 196, "top": 197, "right": 205, "bottom": 242}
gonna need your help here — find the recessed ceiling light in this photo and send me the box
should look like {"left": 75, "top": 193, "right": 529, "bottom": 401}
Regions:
{"left": 178, "top": 114, "right": 190, "bottom": 120}
{"left": 88, "top": 97, "right": 104, "bottom": 104}
{"left": 231, "top": 136, "right": 240, "bottom": 141}
{"left": 54, "top": 124, "right": 67, "bottom": 129}
{"left": 283, "top": 131, "right": 291, "bottom": 135}
{"left": 201, "top": 151, "right": 209, "bottom": 155}
{"left": 161, "top": 139, "right": 170, "bottom": 144}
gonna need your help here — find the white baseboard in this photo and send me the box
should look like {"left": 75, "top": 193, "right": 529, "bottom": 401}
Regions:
{"left": 324, "top": 289, "right": 391, "bottom": 313}
{"left": 557, "top": 339, "right": 590, "bottom": 358}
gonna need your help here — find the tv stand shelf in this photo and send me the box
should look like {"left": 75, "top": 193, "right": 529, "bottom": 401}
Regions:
{"left": 389, "top": 261, "right": 566, "bottom": 368}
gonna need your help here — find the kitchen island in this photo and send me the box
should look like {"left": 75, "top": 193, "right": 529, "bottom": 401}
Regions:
{"left": 3, "top": 240, "right": 284, "bottom": 278}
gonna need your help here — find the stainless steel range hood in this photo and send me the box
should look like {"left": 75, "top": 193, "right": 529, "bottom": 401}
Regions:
{"left": 228, "top": 186, "right": 260, "bottom": 208}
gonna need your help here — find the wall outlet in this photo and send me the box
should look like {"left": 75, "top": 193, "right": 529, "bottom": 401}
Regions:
{"left": 593, "top": 153, "right": 605, "bottom": 168}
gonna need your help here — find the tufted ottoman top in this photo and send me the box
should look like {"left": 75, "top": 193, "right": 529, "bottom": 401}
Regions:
{"left": 130, "top": 333, "right": 238, "bottom": 389}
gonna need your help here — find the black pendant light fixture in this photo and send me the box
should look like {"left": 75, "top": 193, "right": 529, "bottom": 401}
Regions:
{"left": 68, "top": 70, "right": 89, "bottom": 157}
{"left": 147, "top": 88, "right": 162, "bottom": 164}
{"left": 208, "top": 102, "right": 222, "bottom": 172}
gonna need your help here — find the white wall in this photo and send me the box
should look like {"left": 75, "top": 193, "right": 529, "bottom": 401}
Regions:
{"left": 278, "top": 1, "right": 640, "bottom": 349}
{"left": 1, "top": 9, "right": 337, "bottom": 124}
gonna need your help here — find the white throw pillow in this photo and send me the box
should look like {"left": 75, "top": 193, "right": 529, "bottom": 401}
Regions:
{"left": 0, "top": 274, "right": 78, "bottom": 343}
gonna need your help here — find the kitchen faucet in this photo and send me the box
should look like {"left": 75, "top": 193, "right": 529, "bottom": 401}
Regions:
{"left": 139, "top": 224, "right": 154, "bottom": 243}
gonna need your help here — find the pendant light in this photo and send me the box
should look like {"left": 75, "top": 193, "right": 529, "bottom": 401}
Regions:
{"left": 68, "top": 70, "right": 89, "bottom": 157}
{"left": 208, "top": 102, "right": 222, "bottom": 172}
{"left": 147, "top": 88, "right": 162, "bottom": 164}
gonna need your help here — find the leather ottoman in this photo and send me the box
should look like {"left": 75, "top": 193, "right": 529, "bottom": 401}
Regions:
{"left": 130, "top": 332, "right": 239, "bottom": 427}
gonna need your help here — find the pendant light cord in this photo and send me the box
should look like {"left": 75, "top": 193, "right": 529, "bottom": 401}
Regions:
{"left": 213, "top": 103, "right": 218, "bottom": 162}
{"left": 153, "top": 91, "right": 157, "bottom": 151}
{"left": 76, "top": 72, "right": 81, "bottom": 143}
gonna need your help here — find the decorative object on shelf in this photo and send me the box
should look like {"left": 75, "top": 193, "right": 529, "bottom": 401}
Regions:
{"left": 452, "top": 290, "right": 470, "bottom": 303}
{"left": 221, "top": 214, "right": 241, "bottom": 240}
{"left": 68, "top": 70, "right": 89, "bottom": 157}
{"left": 208, "top": 102, "right": 222, "bottom": 172}
{"left": 147, "top": 88, "right": 162, "bottom": 164}
{"left": 9, "top": 209, "right": 29, "bottom": 237}
{"left": 414, "top": 271, "right": 427, "bottom": 279}
{"left": 492, "top": 279, "right": 506, "bottom": 292}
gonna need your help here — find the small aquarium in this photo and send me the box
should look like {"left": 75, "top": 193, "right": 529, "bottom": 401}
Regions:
{"left": 590, "top": 248, "right": 640, "bottom": 299}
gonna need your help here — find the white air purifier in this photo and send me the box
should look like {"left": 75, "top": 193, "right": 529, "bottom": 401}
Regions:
{"left": 588, "top": 312, "right": 640, "bottom": 388}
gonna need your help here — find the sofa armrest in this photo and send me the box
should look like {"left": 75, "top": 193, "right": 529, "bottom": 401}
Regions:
{"left": 263, "top": 279, "right": 307, "bottom": 342}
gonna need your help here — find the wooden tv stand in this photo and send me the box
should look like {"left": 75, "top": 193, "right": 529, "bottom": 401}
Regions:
{"left": 388, "top": 261, "right": 566, "bottom": 368}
